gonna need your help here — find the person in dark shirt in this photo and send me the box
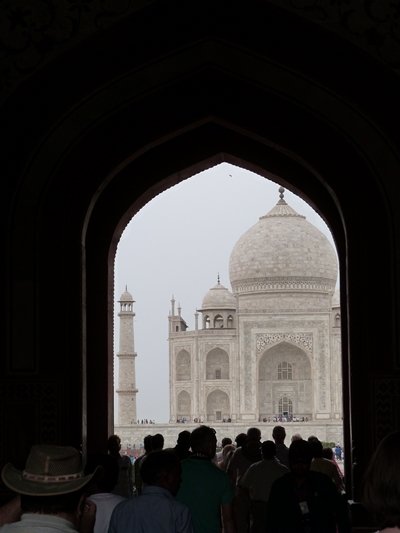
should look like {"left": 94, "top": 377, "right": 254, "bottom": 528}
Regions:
{"left": 266, "top": 439, "right": 350, "bottom": 533}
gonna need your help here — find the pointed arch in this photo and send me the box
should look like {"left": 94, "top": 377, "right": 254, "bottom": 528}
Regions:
{"left": 259, "top": 341, "right": 312, "bottom": 420}
{"left": 206, "top": 347, "right": 229, "bottom": 380}
{"left": 177, "top": 390, "right": 191, "bottom": 421}
{"left": 176, "top": 349, "right": 191, "bottom": 381}
{"left": 206, "top": 389, "right": 230, "bottom": 422}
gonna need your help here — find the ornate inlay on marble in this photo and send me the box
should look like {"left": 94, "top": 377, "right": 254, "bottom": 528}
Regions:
{"left": 256, "top": 332, "right": 313, "bottom": 354}
{"left": 233, "top": 278, "right": 335, "bottom": 294}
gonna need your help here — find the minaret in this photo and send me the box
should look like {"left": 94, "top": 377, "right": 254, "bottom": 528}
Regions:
{"left": 116, "top": 286, "right": 138, "bottom": 425}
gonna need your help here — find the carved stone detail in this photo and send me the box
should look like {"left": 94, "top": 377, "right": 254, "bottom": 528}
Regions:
{"left": 233, "top": 278, "right": 335, "bottom": 294}
{"left": 256, "top": 332, "right": 313, "bottom": 354}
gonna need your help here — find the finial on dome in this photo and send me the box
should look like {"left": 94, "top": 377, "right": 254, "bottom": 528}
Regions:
{"left": 277, "top": 186, "right": 287, "bottom": 205}
{"left": 217, "top": 273, "right": 220, "bottom": 285}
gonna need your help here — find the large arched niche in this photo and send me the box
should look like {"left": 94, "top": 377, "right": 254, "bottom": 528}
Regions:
{"left": 6, "top": 5, "right": 399, "bottom": 499}
{"left": 259, "top": 342, "right": 312, "bottom": 420}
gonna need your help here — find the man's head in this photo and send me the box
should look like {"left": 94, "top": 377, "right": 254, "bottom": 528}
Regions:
{"left": 143, "top": 434, "right": 153, "bottom": 453}
{"left": 140, "top": 450, "right": 182, "bottom": 496}
{"left": 272, "top": 425, "right": 286, "bottom": 444}
{"left": 235, "top": 433, "right": 247, "bottom": 448}
{"left": 247, "top": 427, "right": 261, "bottom": 442}
{"left": 1, "top": 445, "right": 99, "bottom": 518}
{"left": 309, "top": 438, "right": 323, "bottom": 458}
{"left": 190, "top": 425, "right": 217, "bottom": 458}
{"left": 152, "top": 433, "right": 165, "bottom": 451}
{"left": 107, "top": 434, "right": 122, "bottom": 455}
{"left": 221, "top": 437, "right": 233, "bottom": 448}
{"left": 291, "top": 433, "right": 303, "bottom": 443}
{"left": 261, "top": 440, "right": 277, "bottom": 460}
{"left": 289, "top": 439, "right": 313, "bottom": 478}
{"left": 177, "top": 430, "right": 191, "bottom": 449}
{"left": 85, "top": 453, "right": 119, "bottom": 493}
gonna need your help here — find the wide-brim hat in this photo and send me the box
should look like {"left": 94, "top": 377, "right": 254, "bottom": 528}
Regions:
{"left": 2, "top": 444, "right": 100, "bottom": 496}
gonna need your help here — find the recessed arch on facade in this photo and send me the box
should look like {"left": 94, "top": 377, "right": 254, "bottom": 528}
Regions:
{"left": 206, "top": 389, "right": 230, "bottom": 422}
{"left": 176, "top": 390, "right": 191, "bottom": 421}
{"left": 206, "top": 347, "right": 230, "bottom": 380}
{"left": 176, "top": 349, "right": 191, "bottom": 381}
{"left": 258, "top": 341, "right": 312, "bottom": 420}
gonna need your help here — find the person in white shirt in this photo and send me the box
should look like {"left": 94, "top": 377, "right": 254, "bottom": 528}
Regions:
{"left": 239, "top": 440, "right": 289, "bottom": 533}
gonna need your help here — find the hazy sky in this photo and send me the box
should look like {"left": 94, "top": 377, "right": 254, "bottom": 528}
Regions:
{"left": 113, "top": 162, "right": 337, "bottom": 423}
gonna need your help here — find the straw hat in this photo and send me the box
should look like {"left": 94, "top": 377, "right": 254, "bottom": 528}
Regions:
{"left": 1, "top": 444, "right": 99, "bottom": 496}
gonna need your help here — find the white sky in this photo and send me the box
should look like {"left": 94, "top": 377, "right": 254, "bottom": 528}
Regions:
{"left": 113, "top": 162, "right": 337, "bottom": 423}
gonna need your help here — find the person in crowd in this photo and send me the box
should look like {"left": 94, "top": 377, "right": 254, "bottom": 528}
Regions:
{"left": 239, "top": 440, "right": 289, "bottom": 533}
{"left": 218, "top": 444, "right": 236, "bottom": 472}
{"left": 107, "top": 434, "right": 134, "bottom": 498}
{"left": 84, "top": 453, "right": 126, "bottom": 533}
{"left": 227, "top": 427, "right": 262, "bottom": 532}
{"left": 322, "top": 446, "right": 345, "bottom": 484}
{"left": 362, "top": 431, "right": 400, "bottom": 533}
{"left": 133, "top": 433, "right": 153, "bottom": 495}
{"left": 309, "top": 438, "right": 345, "bottom": 494}
{"left": 291, "top": 433, "right": 303, "bottom": 443}
{"left": 335, "top": 444, "right": 343, "bottom": 461}
{"left": 227, "top": 427, "right": 262, "bottom": 488}
{"left": 172, "top": 430, "right": 193, "bottom": 460}
{"left": 109, "top": 449, "right": 194, "bottom": 532}
{"left": 272, "top": 425, "right": 289, "bottom": 467}
{"left": 152, "top": 432, "right": 165, "bottom": 452}
{"left": 0, "top": 444, "right": 98, "bottom": 533}
{"left": 215, "top": 437, "right": 233, "bottom": 464}
{"left": 266, "top": 439, "right": 351, "bottom": 533}
{"left": 234, "top": 433, "right": 247, "bottom": 449}
{"left": 176, "top": 425, "right": 236, "bottom": 533}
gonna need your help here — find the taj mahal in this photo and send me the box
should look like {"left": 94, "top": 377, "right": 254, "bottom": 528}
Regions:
{"left": 115, "top": 187, "right": 343, "bottom": 449}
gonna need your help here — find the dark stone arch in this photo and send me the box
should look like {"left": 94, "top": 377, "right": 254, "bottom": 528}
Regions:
{"left": 2, "top": 2, "right": 400, "bottom": 503}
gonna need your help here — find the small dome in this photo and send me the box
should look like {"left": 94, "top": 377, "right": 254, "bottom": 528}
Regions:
{"left": 229, "top": 187, "right": 338, "bottom": 295}
{"left": 119, "top": 286, "right": 134, "bottom": 302}
{"left": 201, "top": 279, "right": 236, "bottom": 310}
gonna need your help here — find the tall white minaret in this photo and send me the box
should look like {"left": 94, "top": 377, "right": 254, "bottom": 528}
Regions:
{"left": 116, "top": 286, "right": 138, "bottom": 425}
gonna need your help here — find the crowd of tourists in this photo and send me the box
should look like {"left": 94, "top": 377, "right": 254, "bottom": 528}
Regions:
{"left": 0, "top": 426, "right": 399, "bottom": 532}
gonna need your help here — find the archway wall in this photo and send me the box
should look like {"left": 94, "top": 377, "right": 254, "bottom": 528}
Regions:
{"left": 1, "top": 3, "right": 400, "bottom": 501}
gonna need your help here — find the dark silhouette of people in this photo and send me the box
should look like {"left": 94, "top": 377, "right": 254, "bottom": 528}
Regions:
{"left": 235, "top": 433, "right": 248, "bottom": 449}
{"left": 173, "top": 430, "right": 192, "bottom": 460}
{"left": 266, "top": 439, "right": 351, "bottom": 532}
{"left": 272, "top": 425, "right": 289, "bottom": 467}
{"left": 227, "top": 427, "right": 262, "bottom": 531}
{"left": 176, "top": 425, "right": 236, "bottom": 533}
{"left": 133, "top": 434, "right": 153, "bottom": 495}
{"left": 107, "top": 434, "right": 134, "bottom": 498}
{"left": 152, "top": 432, "right": 165, "bottom": 452}
{"left": 109, "top": 450, "right": 194, "bottom": 532}
{"left": 239, "top": 440, "right": 289, "bottom": 533}
{"left": 84, "top": 452, "right": 126, "bottom": 533}
{"left": 309, "top": 438, "right": 345, "bottom": 493}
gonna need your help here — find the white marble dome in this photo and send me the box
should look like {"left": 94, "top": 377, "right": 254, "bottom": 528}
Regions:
{"left": 229, "top": 188, "right": 338, "bottom": 295}
{"left": 201, "top": 279, "right": 236, "bottom": 310}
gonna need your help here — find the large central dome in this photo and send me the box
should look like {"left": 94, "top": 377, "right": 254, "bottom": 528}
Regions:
{"left": 229, "top": 188, "right": 338, "bottom": 295}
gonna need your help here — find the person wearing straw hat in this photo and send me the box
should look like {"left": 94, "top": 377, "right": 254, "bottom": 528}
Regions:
{"left": 0, "top": 444, "right": 99, "bottom": 532}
